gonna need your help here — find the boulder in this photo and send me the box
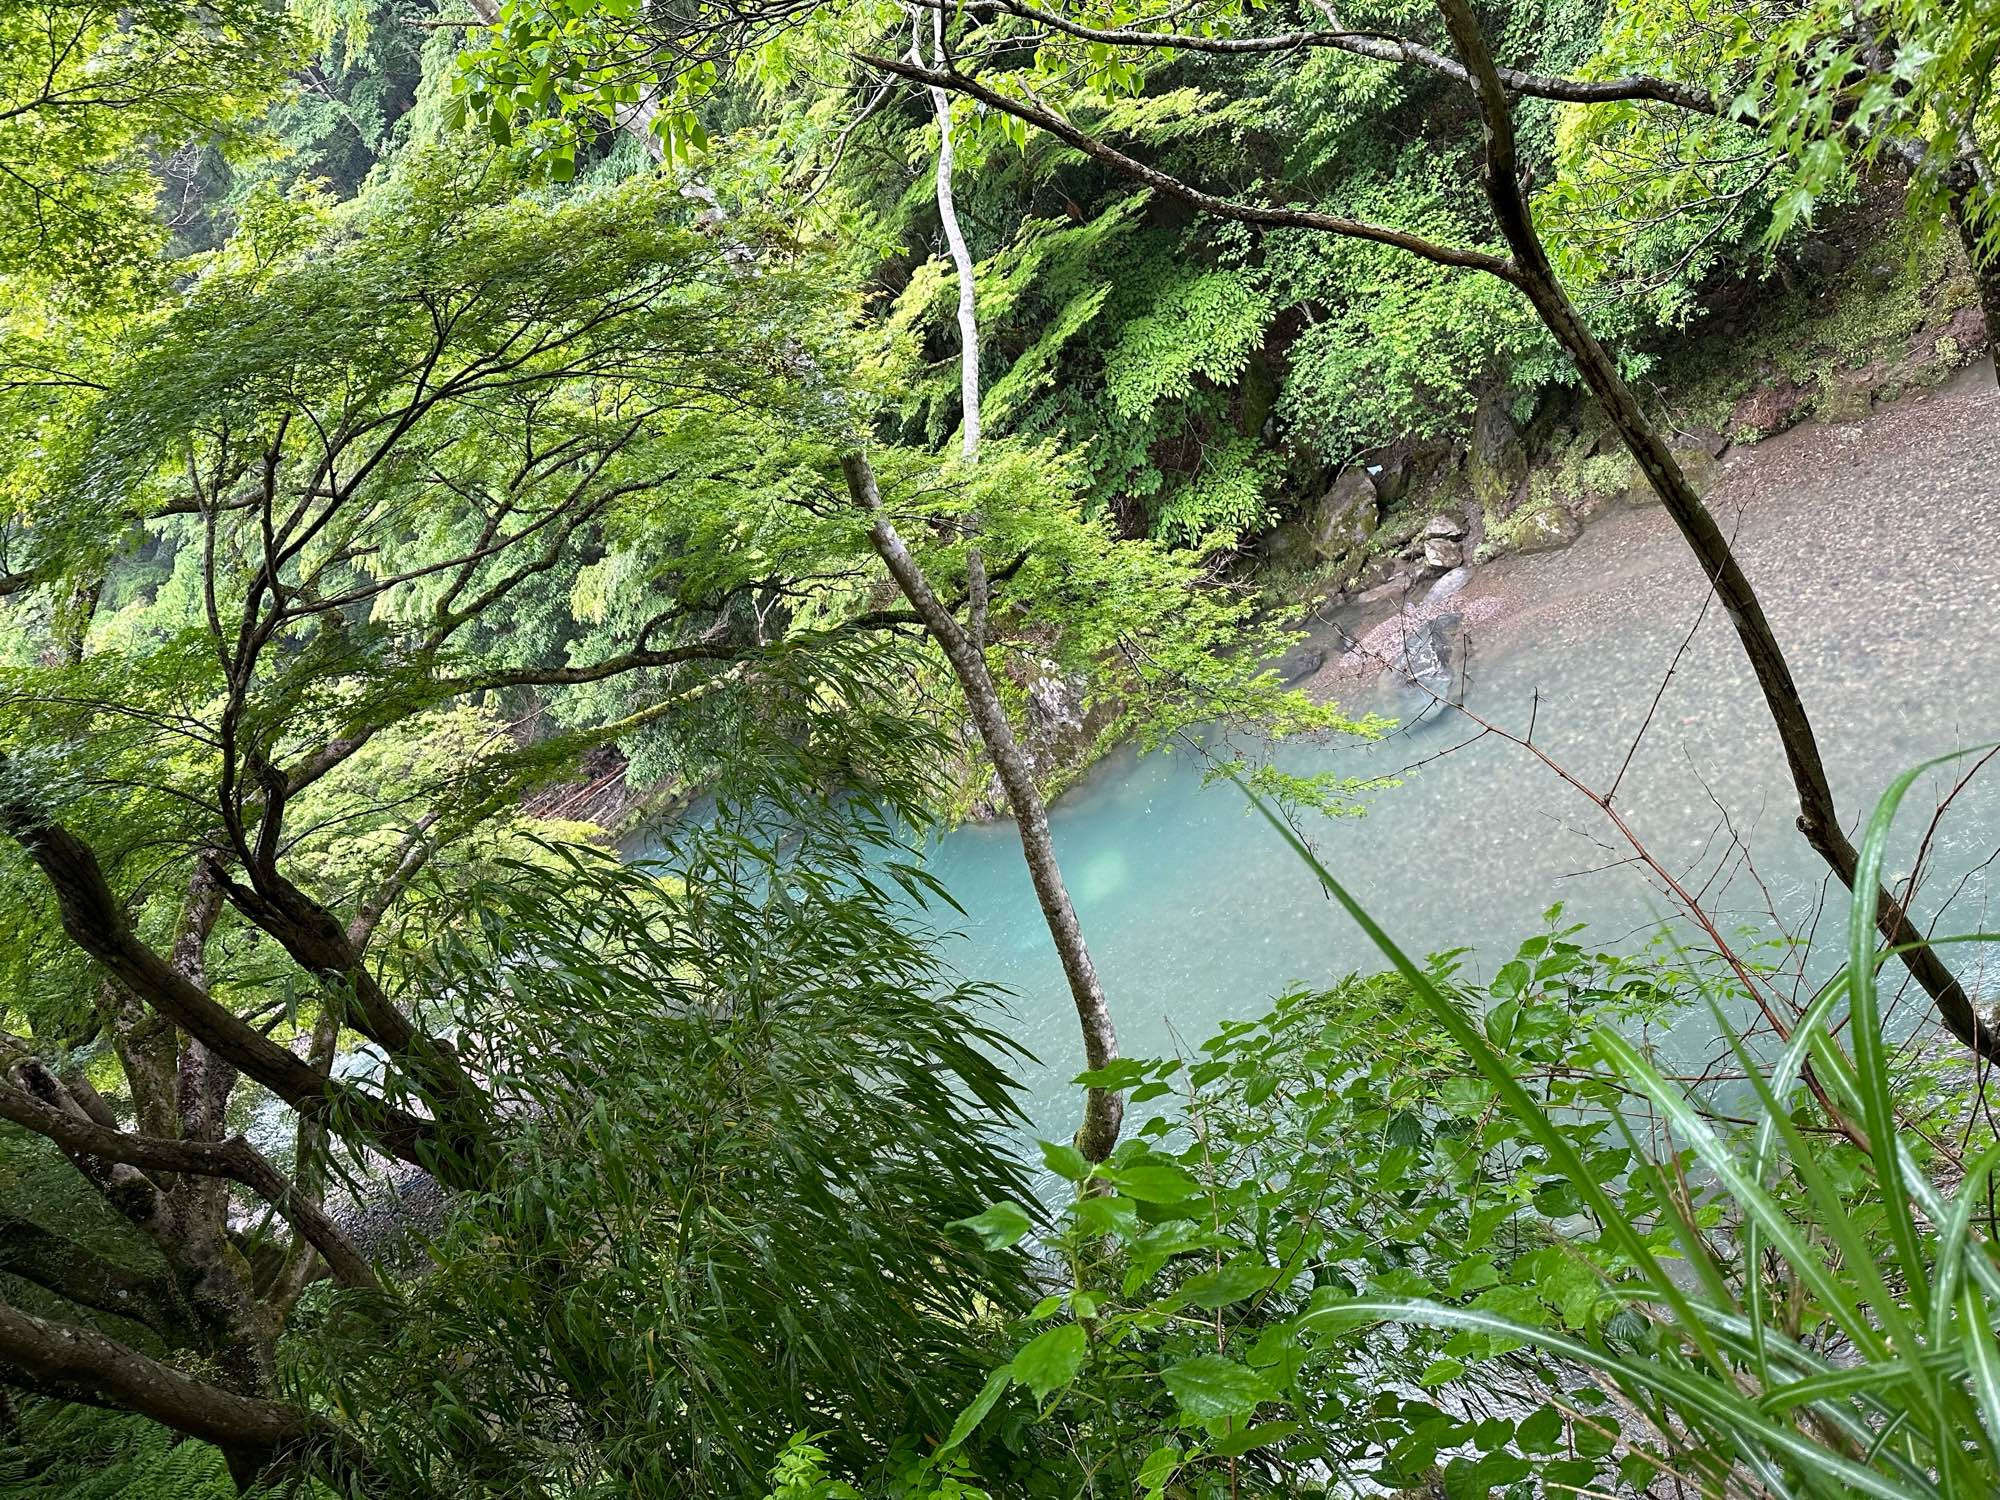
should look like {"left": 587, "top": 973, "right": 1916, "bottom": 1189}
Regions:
{"left": 1818, "top": 367, "right": 1876, "bottom": 425}
{"left": 1355, "top": 578, "right": 1410, "bottom": 606}
{"left": 1259, "top": 520, "right": 1318, "bottom": 574}
{"left": 1361, "top": 442, "right": 1414, "bottom": 506}
{"left": 1931, "top": 302, "right": 1989, "bottom": 366}
{"left": 1309, "top": 469, "right": 1380, "bottom": 560}
{"left": 1353, "top": 552, "right": 1398, "bottom": 591}
{"left": 1796, "top": 236, "right": 1848, "bottom": 281}
{"left": 1688, "top": 425, "right": 1729, "bottom": 459}
{"left": 1424, "top": 512, "right": 1466, "bottom": 540}
{"left": 1730, "top": 377, "right": 1810, "bottom": 441}
{"left": 1572, "top": 488, "right": 1619, "bottom": 522}
{"left": 1470, "top": 393, "right": 1529, "bottom": 514}
{"left": 1422, "top": 535, "right": 1464, "bottom": 570}
{"left": 1275, "top": 642, "right": 1328, "bottom": 683}
{"left": 1514, "top": 504, "right": 1581, "bottom": 554}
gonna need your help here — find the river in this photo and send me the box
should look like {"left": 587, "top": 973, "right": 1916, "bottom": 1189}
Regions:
{"left": 915, "top": 361, "right": 2000, "bottom": 1148}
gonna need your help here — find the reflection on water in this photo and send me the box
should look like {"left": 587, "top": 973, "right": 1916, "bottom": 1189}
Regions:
{"left": 920, "top": 370, "right": 2000, "bottom": 1147}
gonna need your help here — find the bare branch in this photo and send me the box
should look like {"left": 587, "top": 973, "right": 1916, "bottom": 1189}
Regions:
{"left": 0, "top": 1068, "right": 372, "bottom": 1290}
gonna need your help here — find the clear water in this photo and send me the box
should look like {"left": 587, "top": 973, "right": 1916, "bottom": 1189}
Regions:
{"left": 915, "top": 370, "right": 2000, "bottom": 1148}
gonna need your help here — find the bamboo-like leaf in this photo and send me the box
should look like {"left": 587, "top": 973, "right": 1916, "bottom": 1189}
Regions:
{"left": 1326, "top": 1298, "right": 1934, "bottom": 1500}
{"left": 1844, "top": 750, "right": 1996, "bottom": 1323}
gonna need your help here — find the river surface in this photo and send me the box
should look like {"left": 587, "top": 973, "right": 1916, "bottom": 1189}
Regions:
{"left": 911, "top": 362, "right": 2000, "bottom": 1148}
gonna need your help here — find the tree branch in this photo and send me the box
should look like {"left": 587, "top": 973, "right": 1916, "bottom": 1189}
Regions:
{"left": 0, "top": 1071, "right": 372, "bottom": 1290}
{"left": 911, "top": 0, "right": 1716, "bottom": 112}
{"left": 854, "top": 51, "right": 1521, "bottom": 282}
{"left": 0, "top": 774, "right": 444, "bottom": 1168}
{"left": 0, "top": 1295, "right": 335, "bottom": 1472}
{"left": 0, "top": 1210, "right": 183, "bottom": 1337}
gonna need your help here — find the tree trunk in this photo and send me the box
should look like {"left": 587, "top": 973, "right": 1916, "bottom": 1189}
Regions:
{"left": 1434, "top": 0, "right": 1995, "bottom": 1056}
{"left": 916, "top": 6, "right": 981, "bottom": 459}
{"left": 842, "top": 453, "right": 1123, "bottom": 1159}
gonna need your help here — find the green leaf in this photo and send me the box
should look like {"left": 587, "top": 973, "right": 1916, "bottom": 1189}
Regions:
{"left": 1074, "top": 1058, "right": 1151, "bottom": 1089}
{"left": 1181, "top": 1259, "right": 1275, "bottom": 1308}
{"left": 1418, "top": 1357, "right": 1465, "bottom": 1387}
{"left": 1136, "top": 1443, "right": 1180, "bottom": 1498}
{"left": 1439, "top": 1076, "right": 1490, "bottom": 1116}
{"left": 951, "top": 1200, "right": 1034, "bottom": 1250}
{"left": 1072, "top": 1194, "right": 1138, "bottom": 1239}
{"left": 1108, "top": 1162, "right": 1202, "bottom": 1203}
{"left": 1212, "top": 1419, "right": 1298, "bottom": 1457}
{"left": 1161, "top": 1355, "right": 1274, "bottom": 1422}
{"left": 1039, "top": 1140, "right": 1090, "bottom": 1181}
{"left": 1013, "top": 1323, "right": 1086, "bottom": 1401}
{"left": 938, "top": 1364, "right": 1012, "bottom": 1454}
{"left": 1516, "top": 1403, "right": 1563, "bottom": 1453}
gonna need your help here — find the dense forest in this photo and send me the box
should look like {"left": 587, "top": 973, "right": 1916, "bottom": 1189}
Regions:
{"left": 1, "top": 0, "right": 1999, "bottom": 1495}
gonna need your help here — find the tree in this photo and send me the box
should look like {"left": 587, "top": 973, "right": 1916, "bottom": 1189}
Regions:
{"left": 0, "top": 155, "right": 1041, "bottom": 1488}
{"left": 454, "top": 3, "right": 1370, "bottom": 1162}
{"left": 0, "top": 0, "right": 298, "bottom": 292}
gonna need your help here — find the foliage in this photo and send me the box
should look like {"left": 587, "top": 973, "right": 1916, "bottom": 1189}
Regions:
{"left": 907, "top": 923, "right": 1674, "bottom": 1497}
{"left": 1243, "top": 766, "right": 2000, "bottom": 1495}
{"left": 289, "top": 768, "right": 1038, "bottom": 1498}
{"left": 0, "top": 0, "right": 298, "bottom": 297}
{"left": 0, "top": 1403, "right": 238, "bottom": 1499}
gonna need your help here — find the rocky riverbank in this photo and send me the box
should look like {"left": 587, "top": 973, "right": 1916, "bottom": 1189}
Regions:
{"left": 1259, "top": 210, "right": 1992, "bottom": 624}
{"left": 1289, "top": 350, "right": 2000, "bottom": 716}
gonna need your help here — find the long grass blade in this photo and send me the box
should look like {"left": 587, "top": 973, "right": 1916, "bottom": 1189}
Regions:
{"left": 1319, "top": 1298, "right": 1934, "bottom": 1500}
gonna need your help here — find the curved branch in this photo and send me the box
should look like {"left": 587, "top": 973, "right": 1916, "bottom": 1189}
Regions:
{"left": 0, "top": 1073, "right": 373, "bottom": 1290}
{"left": 912, "top": 0, "right": 1717, "bottom": 112}
{"left": 0, "top": 1211, "right": 183, "bottom": 1336}
{"left": 0, "top": 1296, "right": 334, "bottom": 1471}
{"left": 854, "top": 51, "right": 1522, "bottom": 282}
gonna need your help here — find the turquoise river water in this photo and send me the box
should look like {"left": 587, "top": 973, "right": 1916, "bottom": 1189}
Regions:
{"left": 903, "top": 367, "right": 2000, "bottom": 1147}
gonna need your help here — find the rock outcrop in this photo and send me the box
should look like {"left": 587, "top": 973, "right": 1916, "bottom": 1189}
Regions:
{"left": 1469, "top": 393, "right": 1528, "bottom": 513}
{"left": 1310, "top": 469, "right": 1380, "bottom": 560}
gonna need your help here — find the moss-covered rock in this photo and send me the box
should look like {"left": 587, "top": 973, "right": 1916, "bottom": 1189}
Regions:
{"left": 1469, "top": 391, "right": 1528, "bottom": 513}
{"left": 1310, "top": 469, "right": 1380, "bottom": 559}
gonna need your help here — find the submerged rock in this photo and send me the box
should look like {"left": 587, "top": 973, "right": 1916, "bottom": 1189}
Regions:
{"left": 1275, "top": 642, "right": 1328, "bottom": 682}
{"left": 1396, "top": 618, "right": 1453, "bottom": 701}
{"left": 1426, "top": 566, "right": 1472, "bottom": 604}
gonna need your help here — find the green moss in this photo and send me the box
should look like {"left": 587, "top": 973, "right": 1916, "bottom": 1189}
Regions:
{"left": 1653, "top": 217, "right": 1972, "bottom": 440}
{"left": 1485, "top": 489, "right": 1567, "bottom": 551}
